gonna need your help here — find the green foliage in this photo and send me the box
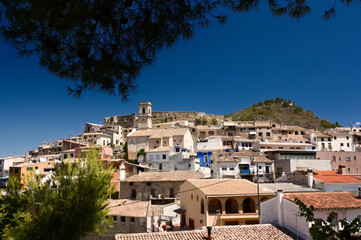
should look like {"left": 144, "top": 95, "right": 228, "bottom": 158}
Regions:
{"left": 275, "top": 97, "right": 282, "bottom": 104}
{"left": 264, "top": 99, "right": 275, "bottom": 105}
{"left": 282, "top": 101, "right": 289, "bottom": 108}
{"left": 0, "top": 148, "right": 115, "bottom": 240}
{"left": 123, "top": 142, "right": 128, "bottom": 161}
{"left": 0, "top": 1, "right": 353, "bottom": 98}
{"left": 293, "top": 106, "right": 303, "bottom": 113}
{"left": 295, "top": 198, "right": 361, "bottom": 240}
{"left": 320, "top": 120, "right": 342, "bottom": 129}
{"left": 257, "top": 101, "right": 264, "bottom": 106}
{"left": 137, "top": 149, "right": 145, "bottom": 157}
{"left": 195, "top": 117, "right": 208, "bottom": 125}
{"left": 210, "top": 118, "right": 218, "bottom": 125}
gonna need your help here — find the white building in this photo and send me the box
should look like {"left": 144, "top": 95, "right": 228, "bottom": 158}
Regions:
{"left": 261, "top": 191, "right": 361, "bottom": 239}
{"left": 211, "top": 151, "right": 274, "bottom": 183}
{"left": 310, "top": 131, "right": 353, "bottom": 152}
{"left": 127, "top": 128, "right": 194, "bottom": 160}
{"left": 145, "top": 146, "right": 197, "bottom": 172}
{"left": 80, "top": 132, "right": 112, "bottom": 147}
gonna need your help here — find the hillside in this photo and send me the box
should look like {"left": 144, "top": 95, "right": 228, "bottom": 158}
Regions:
{"left": 225, "top": 98, "right": 341, "bottom": 130}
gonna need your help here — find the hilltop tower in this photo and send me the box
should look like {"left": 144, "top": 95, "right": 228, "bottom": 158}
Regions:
{"left": 138, "top": 101, "right": 152, "bottom": 130}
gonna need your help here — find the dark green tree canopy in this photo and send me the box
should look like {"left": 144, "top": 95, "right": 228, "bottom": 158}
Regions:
{"left": 0, "top": 0, "right": 357, "bottom": 99}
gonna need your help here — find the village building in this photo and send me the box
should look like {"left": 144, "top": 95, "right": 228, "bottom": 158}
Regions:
{"left": 261, "top": 191, "right": 361, "bottom": 240}
{"left": 265, "top": 150, "right": 331, "bottom": 177}
{"left": 210, "top": 151, "right": 274, "bottom": 183}
{"left": 114, "top": 224, "right": 293, "bottom": 240}
{"left": 0, "top": 155, "right": 25, "bottom": 186}
{"left": 9, "top": 161, "right": 54, "bottom": 188}
{"left": 127, "top": 128, "right": 194, "bottom": 160}
{"left": 118, "top": 171, "right": 205, "bottom": 204}
{"left": 316, "top": 151, "right": 361, "bottom": 174}
{"left": 178, "top": 179, "right": 274, "bottom": 229}
{"left": 284, "top": 166, "right": 361, "bottom": 194}
{"left": 145, "top": 146, "right": 197, "bottom": 172}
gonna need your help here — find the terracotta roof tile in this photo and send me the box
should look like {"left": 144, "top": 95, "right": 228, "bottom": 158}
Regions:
{"left": 124, "top": 171, "right": 205, "bottom": 182}
{"left": 114, "top": 224, "right": 293, "bottom": 240}
{"left": 108, "top": 199, "right": 150, "bottom": 217}
{"left": 187, "top": 179, "right": 273, "bottom": 196}
{"left": 313, "top": 171, "right": 361, "bottom": 183}
{"left": 283, "top": 192, "right": 361, "bottom": 210}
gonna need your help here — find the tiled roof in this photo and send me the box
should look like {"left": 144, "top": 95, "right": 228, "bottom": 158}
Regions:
{"left": 313, "top": 171, "right": 361, "bottom": 183}
{"left": 114, "top": 224, "right": 293, "bottom": 240}
{"left": 186, "top": 179, "right": 273, "bottom": 196}
{"left": 253, "top": 156, "right": 273, "bottom": 163}
{"left": 283, "top": 192, "right": 361, "bottom": 210}
{"left": 146, "top": 146, "right": 173, "bottom": 152}
{"left": 108, "top": 199, "right": 151, "bottom": 217}
{"left": 128, "top": 128, "right": 189, "bottom": 138}
{"left": 124, "top": 170, "right": 205, "bottom": 182}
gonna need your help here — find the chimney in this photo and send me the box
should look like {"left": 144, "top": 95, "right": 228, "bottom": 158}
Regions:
{"left": 307, "top": 168, "right": 313, "bottom": 188}
{"left": 358, "top": 186, "right": 361, "bottom": 198}
{"left": 338, "top": 165, "right": 345, "bottom": 175}
{"left": 119, "top": 162, "right": 126, "bottom": 181}
{"left": 277, "top": 190, "right": 284, "bottom": 227}
{"left": 203, "top": 226, "right": 212, "bottom": 240}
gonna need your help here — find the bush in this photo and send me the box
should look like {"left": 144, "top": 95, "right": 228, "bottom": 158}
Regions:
{"left": 210, "top": 118, "right": 218, "bottom": 125}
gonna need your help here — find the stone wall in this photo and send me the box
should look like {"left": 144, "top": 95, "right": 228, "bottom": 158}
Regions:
{"left": 151, "top": 111, "right": 224, "bottom": 124}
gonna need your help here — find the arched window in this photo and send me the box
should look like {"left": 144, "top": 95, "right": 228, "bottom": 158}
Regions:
{"left": 243, "top": 198, "right": 256, "bottom": 213}
{"left": 142, "top": 108, "right": 145, "bottom": 114}
{"left": 225, "top": 198, "right": 238, "bottom": 214}
{"left": 200, "top": 199, "right": 204, "bottom": 214}
{"left": 208, "top": 199, "right": 222, "bottom": 214}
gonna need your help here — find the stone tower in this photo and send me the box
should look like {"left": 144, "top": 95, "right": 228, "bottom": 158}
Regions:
{"left": 138, "top": 101, "right": 152, "bottom": 130}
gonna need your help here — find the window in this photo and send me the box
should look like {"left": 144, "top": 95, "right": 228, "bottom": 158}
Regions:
{"left": 121, "top": 216, "right": 126, "bottom": 223}
{"left": 258, "top": 132, "right": 263, "bottom": 136}
{"left": 340, "top": 143, "right": 344, "bottom": 147}
{"left": 243, "top": 198, "right": 256, "bottom": 213}
{"left": 346, "top": 136, "right": 349, "bottom": 140}
{"left": 27, "top": 167, "right": 33, "bottom": 171}
{"left": 146, "top": 182, "right": 151, "bottom": 186}
{"left": 130, "top": 217, "right": 135, "bottom": 224}
{"left": 14, "top": 169, "right": 18, "bottom": 174}
{"left": 225, "top": 198, "right": 238, "bottom": 214}
{"left": 151, "top": 189, "right": 156, "bottom": 197}
{"left": 355, "top": 156, "right": 357, "bottom": 161}
{"left": 346, "top": 157, "right": 351, "bottom": 161}
{"left": 208, "top": 199, "right": 222, "bottom": 214}
{"left": 339, "top": 157, "right": 342, "bottom": 161}
{"left": 201, "top": 199, "right": 205, "bottom": 214}
{"left": 266, "top": 132, "right": 271, "bottom": 136}
{"left": 204, "top": 155, "right": 208, "bottom": 163}
{"left": 334, "top": 136, "right": 337, "bottom": 140}
{"left": 230, "top": 167, "right": 234, "bottom": 171}
{"left": 162, "top": 154, "right": 166, "bottom": 160}
{"left": 131, "top": 190, "right": 136, "bottom": 199}
{"left": 129, "top": 182, "right": 133, "bottom": 186}
{"left": 159, "top": 164, "right": 162, "bottom": 170}
{"left": 222, "top": 167, "right": 227, "bottom": 171}
{"left": 113, "top": 216, "right": 117, "bottom": 221}
{"left": 347, "top": 143, "right": 350, "bottom": 147}
{"left": 333, "top": 156, "right": 336, "bottom": 162}
{"left": 321, "top": 138, "right": 324, "bottom": 142}
{"left": 348, "top": 168, "right": 351, "bottom": 172}
{"left": 169, "top": 188, "right": 175, "bottom": 198}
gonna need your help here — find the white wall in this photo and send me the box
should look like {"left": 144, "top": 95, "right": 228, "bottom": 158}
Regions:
{"left": 196, "top": 137, "right": 222, "bottom": 151}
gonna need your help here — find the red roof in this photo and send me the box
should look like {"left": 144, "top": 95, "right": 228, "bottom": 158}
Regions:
{"left": 313, "top": 171, "right": 361, "bottom": 184}
{"left": 284, "top": 192, "right": 361, "bottom": 210}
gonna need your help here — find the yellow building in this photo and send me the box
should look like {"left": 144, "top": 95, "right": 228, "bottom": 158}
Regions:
{"left": 178, "top": 179, "right": 273, "bottom": 229}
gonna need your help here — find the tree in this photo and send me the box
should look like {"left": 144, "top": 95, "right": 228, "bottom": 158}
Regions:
{"left": 0, "top": 148, "right": 115, "bottom": 240}
{"left": 210, "top": 118, "right": 218, "bottom": 125}
{"left": 295, "top": 198, "right": 361, "bottom": 240}
{"left": 195, "top": 117, "right": 208, "bottom": 125}
{"left": 0, "top": 0, "right": 357, "bottom": 99}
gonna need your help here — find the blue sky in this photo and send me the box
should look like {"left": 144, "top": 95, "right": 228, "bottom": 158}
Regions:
{"left": 0, "top": 2, "right": 360, "bottom": 157}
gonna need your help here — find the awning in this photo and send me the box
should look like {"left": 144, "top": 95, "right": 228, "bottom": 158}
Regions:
{"left": 173, "top": 208, "right": 186, "bottom": 214}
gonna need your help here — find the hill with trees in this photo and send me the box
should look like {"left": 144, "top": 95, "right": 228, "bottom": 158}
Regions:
{"left": 225, "top": 98, "right": 341, "bottom": 130}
